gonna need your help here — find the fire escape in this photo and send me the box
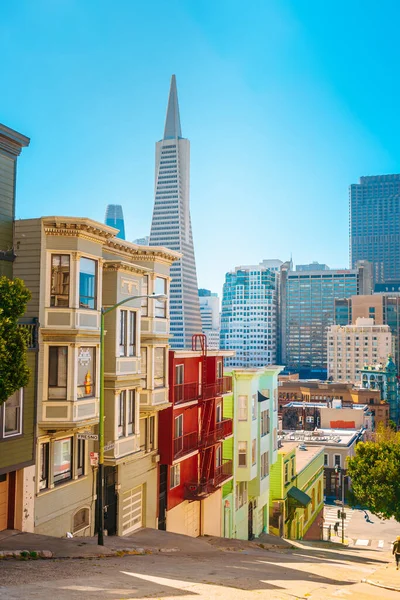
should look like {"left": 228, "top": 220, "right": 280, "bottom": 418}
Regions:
{"left": 184, "top": 334, "right": 233, "bottom": 500}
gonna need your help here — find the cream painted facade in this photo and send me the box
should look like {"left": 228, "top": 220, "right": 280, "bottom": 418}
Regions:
{"left": 13, "top": 217, "right": 179, "bottom": 537}
{"left": 327, "top": 318, "right": 391, "bottom": 384}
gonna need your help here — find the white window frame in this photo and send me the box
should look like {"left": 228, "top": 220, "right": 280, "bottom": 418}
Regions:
{"left": 174, "top": 414, "right": 183, "bottom": 439}
{"left": 3, "top": 389, "right": 23, "bottom": 438}
{"left": 238, "top": 441, "right": 247, "bottom": 467}
{"left": 170, "top": 464, "right": 181, "bottom": 489}
{"left": 261, "top": 451, "right": 269, "bottom": 479}
{"left": 238, "top": 395, "right": 248, "bottom": 421}
{"left": 119, "top": 309, "right": 138, "bottom": 358}
{"left": 217, "top": 361, "right": 223, "bottom": 379}
{"left": 175, "top": 364, "right": 184, "bottom": 385}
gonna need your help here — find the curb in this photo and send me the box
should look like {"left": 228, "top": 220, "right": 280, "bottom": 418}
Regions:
{"left": 0, "top": 547, "right": 148, "bottom": 560}
{"left": 0, "top": 550, "right": 53, "bottom": 559}
{"left": 362, "top": 578, "right": 400, "bottom": 592}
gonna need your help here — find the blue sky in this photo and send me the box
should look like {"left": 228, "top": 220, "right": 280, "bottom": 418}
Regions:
{"left": 3, "top": 0, "right": 400, "bottom": 294}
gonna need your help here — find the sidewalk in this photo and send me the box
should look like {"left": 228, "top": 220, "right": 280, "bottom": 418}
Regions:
{"left": 364, "top": 560, "right": 400, "bottom": 592}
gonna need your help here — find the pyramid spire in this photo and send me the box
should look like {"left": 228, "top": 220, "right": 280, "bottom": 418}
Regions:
{"left": 163, "top": 74, "right": 182, "bottom": 140}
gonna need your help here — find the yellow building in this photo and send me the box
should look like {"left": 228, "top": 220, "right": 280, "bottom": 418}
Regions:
{"left": 269, "top": 442, "right": 324, "bottom": 540}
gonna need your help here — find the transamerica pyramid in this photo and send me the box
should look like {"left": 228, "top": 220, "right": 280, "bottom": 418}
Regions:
{"left": 149, "top": 75, "right": 202, "bottom": 349}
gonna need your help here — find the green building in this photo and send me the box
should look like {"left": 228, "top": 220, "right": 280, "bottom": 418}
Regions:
{"left": 269, "top": 442, "right": 324, "bottom": 540}
{"left": 222, "top": 365, "right": 282, "bottom": 540}
{"left": 360, "top": 356, "right": 399, "bottom": 424}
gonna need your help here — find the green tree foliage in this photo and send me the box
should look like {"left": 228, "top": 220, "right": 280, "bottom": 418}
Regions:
{"left": 0, "top": 276, "right": 31, "bottom": 405}
{"left": 347, "top": 425, "right": 400, "bottom": 521}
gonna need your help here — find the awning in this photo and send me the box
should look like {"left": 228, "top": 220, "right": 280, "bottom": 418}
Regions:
{"left": 287, "top": 486, "right": 311, "bottom": 507}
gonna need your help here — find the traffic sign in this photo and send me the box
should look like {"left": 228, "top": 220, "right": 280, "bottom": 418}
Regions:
{"left": 77, "top": 433, "right": 98, "bottom": 441}
{"left": 104, "top": 441, "right": 115, "bottom": 451}
{"left": 90, "top": 452, "right": 99, "bottom": 466}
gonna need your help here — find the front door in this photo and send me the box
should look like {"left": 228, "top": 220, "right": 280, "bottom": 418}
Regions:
{"left": 248, "top": 501, "right": 254, "bottom": 540}
{"left": 158, "top": 464, "right": 167, "bottom": 531}
{"left": 0, "top": 474, "right": 8, "bottom": 531}
{"left": 104, "top": 466, "right": 118, "bottom": 536}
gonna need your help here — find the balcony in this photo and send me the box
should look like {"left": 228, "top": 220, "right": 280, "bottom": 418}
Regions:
{"left": 214, "top": 459, "right": 233, "bottom": 486}
{"left": 184, "top": 460, "right": 233, "bottom": 500}
{"left": 173, "top": 431, "right": 198, "bottom": 460}
{"left": 174, "top": 382, "right": 200, "bottom": 405}
{"left": 203, "top": 376, "right": 232, "bottom": 399}
{"left": 199, "top": 418, "right": 233, "bottom": 447}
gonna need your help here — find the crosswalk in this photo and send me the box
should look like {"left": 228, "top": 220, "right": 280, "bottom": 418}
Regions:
{"left": 323, "top": 505, "right": 353, "bottom": 532}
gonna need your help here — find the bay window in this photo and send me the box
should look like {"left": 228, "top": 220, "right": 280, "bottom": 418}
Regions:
{"left": 154, "top": 347, "right": 166, "bottom": 388}
{"left": 155, "top": 277, "right": 167, "bottom": 318}
{"left": 54, "top": 437, "right": 72, "bottom": 485}
{"left": 50, "top": 254, "right": 70, "bottom": 307}
{"left": 3, "top": 389, "right": 22, "bottom": 437}
{"left": 79, "top": 257, "right": 97, "bottom": 310}
{"left": 48, "top": 346, "right": 68, "bottom": 400}
{"left": 77, "top": 347, "right": 95, "bottom": 398}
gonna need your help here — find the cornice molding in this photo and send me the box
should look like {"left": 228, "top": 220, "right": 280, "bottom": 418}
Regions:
{"left": 0, "top": 124, "right": 30, "bottom": 157}
{"left": 102, "top": 260, "right": 150, "bottom": 276}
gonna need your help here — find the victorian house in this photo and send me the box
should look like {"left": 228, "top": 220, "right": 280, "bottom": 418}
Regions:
{"left": 13, "top": 216, "right": 179, "bottom": 536}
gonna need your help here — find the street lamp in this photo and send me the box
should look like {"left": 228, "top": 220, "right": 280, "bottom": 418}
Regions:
{"left": 334, "top": 465, "right": 345, "bottom": 544}
{"left": 97, "top": 292, "right": 168, "bottom": 545}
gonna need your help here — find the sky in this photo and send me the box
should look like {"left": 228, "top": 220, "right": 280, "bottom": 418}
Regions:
{"left": 2, "top": 0, "right": 400, "bottom": 296}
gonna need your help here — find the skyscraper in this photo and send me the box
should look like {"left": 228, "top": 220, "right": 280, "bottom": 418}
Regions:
{"left": 220, "top": 263, "right": 278, "bottom": 368}
{"left": 280, "top": 262, "right": 372, "bottom": 374}
{"left": 149, "top": 75, "right": 202, "bottom": 349}
{"left": 105, "top": 204, "right": 125, "bottom": 240}
{"left": 350, "top": 174, "right": 400, "bottom": 284}
{"left": 198, "top": 289, "right": 220, "bottom": 350}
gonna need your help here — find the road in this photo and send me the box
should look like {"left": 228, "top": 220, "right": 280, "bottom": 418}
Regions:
{"left": 324, "top": 504, "right": 400, "bottom": 550}
{"left": 0, "top": 542, "right": 397, "bottom": 599}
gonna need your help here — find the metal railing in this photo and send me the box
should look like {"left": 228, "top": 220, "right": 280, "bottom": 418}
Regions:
{"left": 18, "top": 318, "right": 39, "bottom": 349}
{"left": 203, "top": 376, "right": 233, "bottom": 399}
{"left": 214, "top": 459, "right": 233, "bottom": 486}
{"left": 199, "top": 418, "right": 233, "bottom": 447}
{"left": 184, "top": 459, "right": 233, "bottom": 500}
{"left": 173, "top": 382, "right": 200, "bottom": 405}
{"left": 173, "top": 431, "right": 198, "bottom": 460}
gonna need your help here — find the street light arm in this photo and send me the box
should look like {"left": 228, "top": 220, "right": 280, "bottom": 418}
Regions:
{"left": 102, "top": 293, "right": 167, "bottom": 315}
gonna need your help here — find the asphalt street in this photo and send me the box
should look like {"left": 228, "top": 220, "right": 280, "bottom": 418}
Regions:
{"left": 0, "top": 543, "right": 396, "bottom": 600}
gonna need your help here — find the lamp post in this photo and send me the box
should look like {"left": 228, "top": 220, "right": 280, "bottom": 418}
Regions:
{"left": 97, "top": 292, "right": 167, "bottom": 546}
{"left": 334, "top": 465, "right": 345, "bottom": 545}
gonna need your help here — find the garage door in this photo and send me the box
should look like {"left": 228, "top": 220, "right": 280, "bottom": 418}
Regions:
{"left": 184, "top": 501, "right": 200, "bottom": 537}
{"left": 0, "top": 474, "right": 8, "bottom": 531}
{"left": 122, "top": 485, "right": 143, "bottom": 535}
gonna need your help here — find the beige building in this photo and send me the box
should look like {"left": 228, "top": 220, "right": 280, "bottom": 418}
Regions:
{"left": 327, "top": 318, "right": 391, "bottom": 384}
{"left": 13, "top": 216, "right": 179, "bottom": 537}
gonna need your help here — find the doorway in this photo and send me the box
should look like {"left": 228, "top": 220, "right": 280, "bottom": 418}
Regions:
{"left": 248, "top": 501, "right": 254, "bottom": 540}
{"left": 158, "top": 464, "right": 167, "bottom": 531}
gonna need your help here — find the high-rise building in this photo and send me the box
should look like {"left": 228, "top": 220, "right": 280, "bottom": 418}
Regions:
{"left": 105, "top": 204, "right": 125, "bottom": 240}
{"left": 350, "top": 174, "right": 400, "bottom": 284}
{"left": 334, "top": 294, "right": 400, "bottom": 372}
{"left": 280, "top": 262, "right": 372, "bottom": 374}
{"left": 133, "top": 236, "right": 149, "bottom": 246}
{"left": 361, "top": 357, "right": 399, "bottom": 424}
{"left": 220, "top": 263, "right": 278, "bottom": 368}
{"left": 296, "top": 262, "right": 329, "bottom": 272}
{"left": 327, "top": 317, "right": 392, "bottom": 383}
{"left": 198, "top": 289, "right": 220, "bottom": 350}
{"left": 149, "top": 75, "right": 202, "bottom": 349}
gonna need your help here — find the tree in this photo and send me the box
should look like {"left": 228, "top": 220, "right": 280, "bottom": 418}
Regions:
{"left": 347, "top": 427, "right": 400, "bottom": 521}
{"left": 0, "top": 276, "right": 31, "bottom": 405}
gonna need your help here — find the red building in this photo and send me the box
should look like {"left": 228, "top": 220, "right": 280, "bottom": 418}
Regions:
{"left": 158, "top": 335, "right": 233, "bottom": 537}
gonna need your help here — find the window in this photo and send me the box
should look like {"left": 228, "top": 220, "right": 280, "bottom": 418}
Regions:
{"left": 118, "top": 390, "right": 136, "bottom": 437}
{"left": 77, "top": 347, "right": 95, "bottom": 398}
{"left": 175, "top": 364, "right": 184, "bottom": 385}
{"left": 238, "top": 441, "right": 247, "bottom": 467}
{"left": 155, "top": 277, "right": 167, "bottom": 318}
{"left": 311, "top": 488, "right": 315, "bottom": 512}
{"left": 149, "top": 416, "right": 155, "bottom": 450}
{"left": 140, "top": 347, "right": 147, "bottom": 389}
{"left": 170, "top": 464, "right": 180, "bottom": 489}
{"left": 129, "top": 312, "right": 136, "bottom": 357}
{"left": 216, "top": 444, "right": 222, "bottom": 468}
{"left": 324, "top": 454, "right": 328, "bottom": 467}
{"left": 50, "top": 254, "right": 70, "bottom": 307}
{"left": 3, "top": 389, "right": 22, "bottom": 437}
{"left": 334, "top": 455, "right": 341, "bottom": 467}
{"left": 252, "top": 439, "right": 257, "bottom": 465}
{"left": 77, "top": 439, "right": 85, "bottom": 477}
{"left": 291, "top": 457, "right": 295, "bottom": 478}
{"left": 48, "top": 346, "right": 68, "bottom": 400}
{"left": 317, "top": 480, "right": 322, "bottom": 504}
{"left": 79, "top": 257, "right": 97, "bottom": 309}
{"left": 261, "top": 410, "right": 270, "bottom": 436}
{"left": 252, "top": 395, "right": 257, "bottom": 420}
{"left": 73, "top": 508, "right": 89, "bottom": 533}
{"left": 216, "top": 402, "right": 222, "bottom": 423}
{"left": 273, "top": 428, "right": 277, "bottom": 450}
{"left": 39, "top": 442, "right": 49, "bottom": 490}
{"left": 284, "top": 462, "right": 289, "bottom": 483}
{"left": 141, "top": 275, "right": 149, "bottom": 316}
{"left": 236, "top": 482, "right": 247, "bottom": 508}
{"left": 217, "top": 361, "right": 223, "bottom": 379}
{"left": 119, "top": 310, "right": 128, "bottom": 356}
{"left": 54, "top": 437, "right": 72, "bottom": 485}
{"left": 238, "top": 395, "right": 248, "bottom": 421}
{"left": 128, "top": 391, "right": 136, "bottom": 435}
{"left": 154, "top": 347, "right": 166, "bottom": 388}
{"left": 261, "top": 451, "right": 269, "bottom": 478}
{"left": 174, "top": 414, "right": 183, "bottom": 439}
